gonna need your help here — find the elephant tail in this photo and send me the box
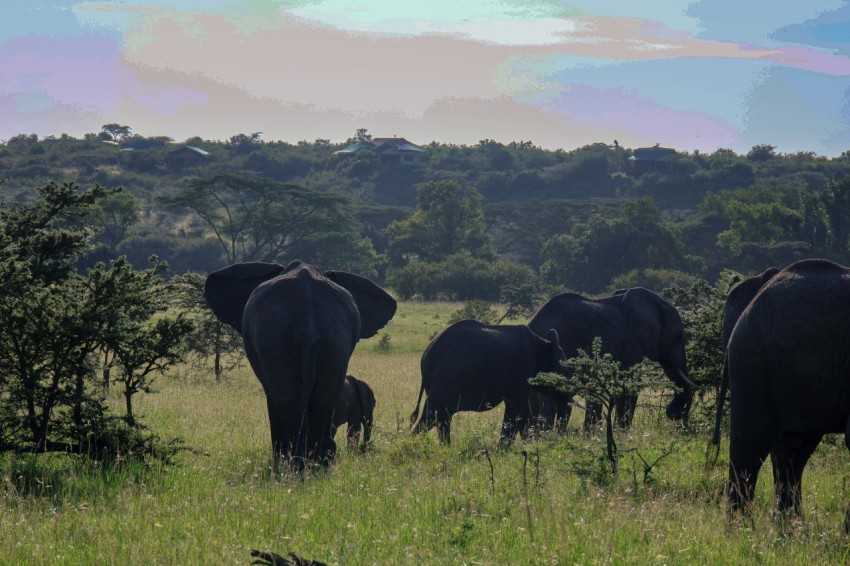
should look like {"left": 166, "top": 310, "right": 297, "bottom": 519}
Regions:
{"left": 297, "top": 340, "right": 316, "bottom": 463}
{"left": 706, "top": 353, "right": 728, "bottom": 469}
{"left": 409, "top": 380, "right": 426, "bottom": 429}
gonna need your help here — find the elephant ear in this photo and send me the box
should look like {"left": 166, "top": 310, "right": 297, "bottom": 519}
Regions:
{"left": 204, "top": 262, "right": 285, "bottom": 334}
{"left": 324, "top": 271, "right": 397, "bottom": 339}
{"left": 618, "top": 287, "right": 666, "bottom": 360}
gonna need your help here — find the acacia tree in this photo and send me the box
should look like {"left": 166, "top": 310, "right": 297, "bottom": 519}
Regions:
{"left": 162, "top": 173, "right": 357, "bottom": 264}
{"left": 101, "top": 123, "right": 132, "bottom": 141}
{"left": 0, "top": 182, "right": 189, "bottom": 456}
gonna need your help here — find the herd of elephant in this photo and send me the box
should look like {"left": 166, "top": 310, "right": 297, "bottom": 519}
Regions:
{"left": 204, "top": 258, "right": 850, "bottom": 530}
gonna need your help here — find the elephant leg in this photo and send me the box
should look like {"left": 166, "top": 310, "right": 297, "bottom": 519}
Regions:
{"left": 436, "top": 414, "right": 452, "bottom": 445}
{"left": 266, "top": 397, "right": 286, "bottom": 474}
{"left": 727, "top": 413, "right": 773, "bottom": 515}
{"left": 553, "top": 402, "right": 572, "bottom": 433}
{"left": 346, "top": 419, "right": 362, "bottom": 449}
{"left": 362, "top": 416, "right": 373, "bottom": 446}
{"left": 615, "top": 394, "right": 638, "bottom": 428}
{"left": 845, "top": 418, "right": 850, "bottom": 533}
{"left": 770, "top": 432, "right": 822, "bottom": 518}
{"left": 583, "top": 400, "right": 602, "bottom": 430}
{"left": 500, "top": 403, "right": 529, "bottom": 447}
{"left": 266, "top": 396, "right": 308, "bottom": 473}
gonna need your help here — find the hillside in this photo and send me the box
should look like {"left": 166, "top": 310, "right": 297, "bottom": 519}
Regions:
{"left": 2, "top": 132, "right": 850, "bottom": 293}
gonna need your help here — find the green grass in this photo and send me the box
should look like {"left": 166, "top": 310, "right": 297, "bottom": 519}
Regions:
{"left": 3, "top": 301, "right": 850, "bottom": 564}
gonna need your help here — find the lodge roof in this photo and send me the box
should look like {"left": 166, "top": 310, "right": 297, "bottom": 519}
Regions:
{"left": 334, "top": 137, "right": 424, "bottom": 155}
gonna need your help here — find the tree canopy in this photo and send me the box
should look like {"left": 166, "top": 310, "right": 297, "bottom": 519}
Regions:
{"left": 162, "top": 173, "right": 357, "bottom": 265}
{"left": 386, "top": 179, "right": 490, "bottom": 267}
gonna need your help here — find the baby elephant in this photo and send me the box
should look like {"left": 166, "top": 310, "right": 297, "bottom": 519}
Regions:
{"left": 410, "top": 320, "right": 564, "bottom": 445}
{"left": 330, "top": 375, "right": 376, "bottom": 449}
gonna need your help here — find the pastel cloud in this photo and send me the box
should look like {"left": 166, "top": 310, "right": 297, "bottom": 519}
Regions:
{"left": 1, "top": 1, "right": 849, "bottom": 154}
{"left": 0, "top": 33, "right": 208, "bottom": 137}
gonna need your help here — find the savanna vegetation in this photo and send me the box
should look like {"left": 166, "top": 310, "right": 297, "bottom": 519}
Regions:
{"left": 3, "top": 127, "right": 850, "bottom": 562}
{"left": 3, "top": 301, "right": 850, "bottom": 564}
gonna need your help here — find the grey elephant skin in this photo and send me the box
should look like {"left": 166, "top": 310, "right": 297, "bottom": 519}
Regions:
{"left": 527, "top": 287, "right": 694, "bottom": 429}
{"left": 709, "top": 266, "right": 780, "bottom": 456}
{"left": 720, "top": 259, "right": 850, "bottom": 526}
{"left": 410, "top": 320, "right": 565, "bottom": 445}
{"left": 331, "top": 375, "right": 375, "bottom": 450}
{"left": 204, "top": 260, "right": 396, "bottom": 469}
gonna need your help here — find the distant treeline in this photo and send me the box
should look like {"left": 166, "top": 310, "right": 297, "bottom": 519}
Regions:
{"left": 2, "top": 128, "right": 850, "bottom": 297}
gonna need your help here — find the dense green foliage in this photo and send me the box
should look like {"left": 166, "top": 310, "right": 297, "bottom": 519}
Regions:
{"left": 4, "top": 131, "right": 850, "bottom": 297}
{"left": 0, "top": 183, "right": 190, "bottom": 457}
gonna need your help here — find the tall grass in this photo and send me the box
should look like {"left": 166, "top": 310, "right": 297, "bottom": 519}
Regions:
{"left": 2, "top": 301, "right": 849, "bottom": 564}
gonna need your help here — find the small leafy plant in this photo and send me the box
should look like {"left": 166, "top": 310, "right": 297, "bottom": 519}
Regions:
{"left": 530, "top": 337, "right": 667, "bottom": 476}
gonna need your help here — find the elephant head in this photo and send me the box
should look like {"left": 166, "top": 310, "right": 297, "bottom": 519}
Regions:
{"left": 618, "top": 287, "right": 694, "bottom": 419}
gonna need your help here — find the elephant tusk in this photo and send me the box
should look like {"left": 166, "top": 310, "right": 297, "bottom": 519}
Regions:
{"left": 677, "top": 367, "right": 697, "bottom": 389}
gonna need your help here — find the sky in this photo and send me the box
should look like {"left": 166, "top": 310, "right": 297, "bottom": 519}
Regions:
{"left": 2, "top": 1, "right": 850, "bottom": 155}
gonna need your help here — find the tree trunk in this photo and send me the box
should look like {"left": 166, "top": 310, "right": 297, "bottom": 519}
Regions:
{"left": 214, "top": 321, "right": 224, "bottom": 380}
{"left": 125, "top": 390, "right": 135, "bottom": 427}
{"left": 605, "top": 407, "right": 618, "bottom": 476}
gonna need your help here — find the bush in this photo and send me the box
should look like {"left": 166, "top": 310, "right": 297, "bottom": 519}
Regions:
{"left": 387, "top": 253, "right": 538, "bottom": 301}
{"left": 448, "top": 300, "right": 499, "bottom": 325}
{"left": 607, "top": 268, "right": 699, "bottom": 294}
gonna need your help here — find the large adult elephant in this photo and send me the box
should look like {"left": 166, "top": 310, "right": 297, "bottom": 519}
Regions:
{"left": 528, "top": 287, "right": 695, "bottom": 429}
{"left": 410, "top": 320, "right": 565, "bottom": 445}
{"left": 721, "top": 259, "right": 850, "bottom": 527}
{"left": 204, "top": 260, "right": 396, "bottom": 470}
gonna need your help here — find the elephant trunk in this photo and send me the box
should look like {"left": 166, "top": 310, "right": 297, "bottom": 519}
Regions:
{"left": 662, "top": 365, "right": 694, "bottom": 421}
{"left": 670, "top": 366, "right": 696, "bottom": 390}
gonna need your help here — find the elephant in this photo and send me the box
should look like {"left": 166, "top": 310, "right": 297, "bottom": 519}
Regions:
{"left": 204, "top": 260, "right": 396, "bottom": 470}
{"left": 330, "top": 375, "right": 376, "bottom": 450}
{"left": 708, "top": 266, "right": 781, "bottom": 457}
{"left": 719, "top": 259, "right": 850, "bottom": 527}
{"left": 410, "top": 320, "right": 565, "bottom": 445}
{"left": 527, "top": 287, "right": 695, "bottom": 430}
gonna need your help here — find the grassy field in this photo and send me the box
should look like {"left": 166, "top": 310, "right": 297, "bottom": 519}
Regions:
{"left": 2, "top": 301, "right": 850, "bottom": 564}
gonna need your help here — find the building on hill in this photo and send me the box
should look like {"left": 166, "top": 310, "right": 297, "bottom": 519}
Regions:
{"left": 334, "top": 137, "right": 425, "bottom": 166}
{"left": 166, "top": 145, "right": 210, "bottom": 168}
{"left": 628, "top": 146, "right": 692, "bottom": 176}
